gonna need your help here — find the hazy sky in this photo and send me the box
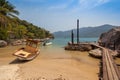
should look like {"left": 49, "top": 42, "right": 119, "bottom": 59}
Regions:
{"left": 9, "top": 0, "right": 120, "bottom": 32}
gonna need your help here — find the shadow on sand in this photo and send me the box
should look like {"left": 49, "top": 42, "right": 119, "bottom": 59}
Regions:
{"left": 9, "top": 58, "right": 29, "bottom": 64}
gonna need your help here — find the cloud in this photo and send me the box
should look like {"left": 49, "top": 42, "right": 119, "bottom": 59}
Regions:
{"left": 48, "top": 4, "right": 68, "bottom": 10}
{"left": 47, "top": 0, "right": 74, "bottom": 10}
{"left": 79, "top": 0, "right": 110, "bottom": 9}
{"left": 22, "top": 0, "right": 46, "bottom": 2}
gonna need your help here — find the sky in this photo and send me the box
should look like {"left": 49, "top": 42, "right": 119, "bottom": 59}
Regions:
{"left": 9, "top": 0, "right": 120, "bottom": 32}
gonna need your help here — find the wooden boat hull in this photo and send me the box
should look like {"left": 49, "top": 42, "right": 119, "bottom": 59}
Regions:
{"left": 13, "top": 48, "right": 40, "bottom": 61}
{"left": 17, "top": 50, "right": 40, "bottom": 61}
{"left": 13, "top": 39, "right": 40, "bottom": 61}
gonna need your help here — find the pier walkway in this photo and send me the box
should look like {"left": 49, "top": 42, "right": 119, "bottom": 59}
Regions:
{"left": 102, "top": 48, "right": 120, "bottom": 80}
{"left": 90, "top": 43, "right": 120, "bottom": 80}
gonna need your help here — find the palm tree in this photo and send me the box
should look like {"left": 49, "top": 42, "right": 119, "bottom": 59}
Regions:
{"left": 0, "top": 0, "right": 19, "bottom": 16}
{"left": 0, "top": 0, "right": 19, "bottom": 29}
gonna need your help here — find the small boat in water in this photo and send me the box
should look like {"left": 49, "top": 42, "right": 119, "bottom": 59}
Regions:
{"left": 43, "top": 42, "right": 52, "bottom": 46}
{"left": 43, "top": 38, "right": 52, "bottom": 46}
{"left": 13, "top": 39, "right": 40, "bottom": 60}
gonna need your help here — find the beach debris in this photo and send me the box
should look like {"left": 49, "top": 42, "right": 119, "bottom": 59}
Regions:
{"left": 54, "top": 75, "right": 67, "bottom": 80}
{"left": 0, "top": 64, "right": 21, "bottom": 80}
{"left": 24, "top": 77, "right": 47, "bottom": 80}
{"left": 0, "top": 40, "right": 7, "bottom": 47}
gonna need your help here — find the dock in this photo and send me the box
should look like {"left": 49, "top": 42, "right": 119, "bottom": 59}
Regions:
{"left": 100, "top": 48, "right": 120, "bottom": 80}
{"left": 64, "top": 19, "right": 120, "bottom": 80}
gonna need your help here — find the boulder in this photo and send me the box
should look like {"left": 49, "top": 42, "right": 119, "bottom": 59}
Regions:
{"left": 0, "top": 40, "right": 7, "bottom": 47}
{"left": 65, "top": 43, "right": 92, "bottom": 51}
{"left": 98, "top": 27, "right": 120, "bottom": 50}
{"left": 89, "top": 48, "right": 102, "bottom": 58}
{"left": 11, "top": 40, "right": 22, "bottom": 46}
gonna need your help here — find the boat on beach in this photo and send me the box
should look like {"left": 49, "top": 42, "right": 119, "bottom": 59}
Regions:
{"left": 13, "top": 39, "right": 40, "bottom": 60}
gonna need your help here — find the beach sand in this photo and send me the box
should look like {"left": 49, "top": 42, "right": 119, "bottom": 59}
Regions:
{"left": 0, "top": 45, "right": 99, "bottom": 80}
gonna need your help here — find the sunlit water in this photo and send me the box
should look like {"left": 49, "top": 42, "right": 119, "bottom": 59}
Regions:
{"left": 39, "top": 37, "right": 99, "bottom": 66}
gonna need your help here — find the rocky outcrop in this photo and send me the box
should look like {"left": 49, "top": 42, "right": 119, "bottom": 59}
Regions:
{"left": 0, "top": 40, "right": 7, "bottom": 47}
{"left": 98, "top": 27, "right": 120, "bottom": 50}
{"left": 65, "top": 43, "right": 93, "bottom": 51}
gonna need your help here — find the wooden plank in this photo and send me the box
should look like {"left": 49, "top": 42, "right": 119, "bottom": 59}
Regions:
{"left": 104, "top": 49, "right": 114, "bottom": 80}
{"left": 102, "top": 50, "right": 108, "bottom": 80}
{"left": 102, "top": 48, "right": 120, "bottom": 80}
{"left": 91, "top": 43, "right": 120, "bottom": 80}
{"left": 105, "top": 50, "right": 117, "bottom": 80}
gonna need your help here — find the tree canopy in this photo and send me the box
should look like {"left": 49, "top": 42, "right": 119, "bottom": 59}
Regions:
{"left": 0, "top": 0, "right": 53, "bottom": 41}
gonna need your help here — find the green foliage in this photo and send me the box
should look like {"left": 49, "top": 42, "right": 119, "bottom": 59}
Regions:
{"left": 0, "top": 28, "right": 8, "bottom": 40}
{"left": 0, "top": 0, "right": 53, "bottom": 41}
{"left": 12, "top": 25, "right": 27, "bottom": 39}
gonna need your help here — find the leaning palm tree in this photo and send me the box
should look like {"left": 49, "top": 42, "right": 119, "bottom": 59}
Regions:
{"left": 0, "top": 0, "right": 19, "bottom": 17}
{"left": 0, "top": 0, "right": 19, "bottom": 29}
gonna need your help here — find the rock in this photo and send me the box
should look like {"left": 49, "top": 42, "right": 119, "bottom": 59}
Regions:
{"left": 98, "top": 27, "right": 120, "bottom": 50}
{"left": 65, "top": 43, "right": 92, "bottom": 51}
{"left": 80, "top": 44, "right": 92, "bottom": 51}
{"left": 11, "top": 40, "right": 22, "bottom": 46}
{"left": 89, "top": 48, "right": 102, "bottom": 58}
{"left": 0, "top": 40, "right": 7, "bottom": 47}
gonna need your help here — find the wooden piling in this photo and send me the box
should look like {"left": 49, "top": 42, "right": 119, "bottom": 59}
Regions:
{"left": 71, "top": 30, "right": 74, "bottom": 44}
{"left": 77, "top": 19, "right": 79, "bottom": 44}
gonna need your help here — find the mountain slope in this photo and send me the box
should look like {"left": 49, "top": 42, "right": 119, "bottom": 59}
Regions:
{"left": 53, "top": 24, "right": 117, "bottom": 38}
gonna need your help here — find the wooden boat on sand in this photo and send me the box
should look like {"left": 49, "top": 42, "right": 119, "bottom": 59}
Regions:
{"left": 13, "top": 39, "right": 40, "bottom": 60}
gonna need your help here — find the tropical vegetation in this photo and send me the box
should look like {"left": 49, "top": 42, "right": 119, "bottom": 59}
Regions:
{"left": 0, "top": 0, "right": 53, "bottom": 41}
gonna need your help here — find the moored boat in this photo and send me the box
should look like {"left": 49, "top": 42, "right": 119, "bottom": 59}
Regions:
{"left": 43, "top": 38, "right": 52, "bottom": 46}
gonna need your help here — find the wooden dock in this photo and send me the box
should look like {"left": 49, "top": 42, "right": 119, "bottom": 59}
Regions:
{"left": 91, "top": 43, "right": 120, "bottom": 80}
{"left": 101, "top": 48, "right": 120, "bottom": 80}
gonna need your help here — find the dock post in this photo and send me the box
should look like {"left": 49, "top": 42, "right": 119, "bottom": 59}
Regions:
{"left": 71, "top": 30, "right": 74, "bottom": 44}
{"left": 77, "top": 19, "right": 79, "bottom": 44}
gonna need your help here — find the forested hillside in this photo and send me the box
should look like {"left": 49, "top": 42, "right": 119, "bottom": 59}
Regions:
{"left": 0, "top": 0, "right": 53, "bottom": 41}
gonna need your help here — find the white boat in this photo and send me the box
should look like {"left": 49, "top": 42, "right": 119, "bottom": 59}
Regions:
{"left": 43, "top": 42, "right": 52, "bottom": 46}
{"left": 43, "top": 39, "right": 52, "bottom": 46}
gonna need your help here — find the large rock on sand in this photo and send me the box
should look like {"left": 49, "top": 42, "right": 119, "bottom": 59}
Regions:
{"left": 89, "top": 48, "right": 102, "bottom": 58}
{"left": 0, "top": 40, "right": 7, "bottom": 47}
{"left": 98, "top": 27, "right": 120, "bottom": 50}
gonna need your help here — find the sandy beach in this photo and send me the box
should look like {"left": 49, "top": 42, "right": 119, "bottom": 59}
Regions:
{"left": 0, "top": 45, "right": 100, "bottom": 80}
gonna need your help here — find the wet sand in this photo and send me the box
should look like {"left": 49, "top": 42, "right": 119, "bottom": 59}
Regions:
{"left": 0, "top": 45, "right": 99, "bottom": 80}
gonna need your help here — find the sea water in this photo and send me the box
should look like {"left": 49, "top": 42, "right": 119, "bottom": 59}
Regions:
{"left": 52, "top": 37, "right": 98, "bottom": 47}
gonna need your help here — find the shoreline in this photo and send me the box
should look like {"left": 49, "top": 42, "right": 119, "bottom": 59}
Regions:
{"left": 0, "top": 45, "right": 99, "bottom": 80}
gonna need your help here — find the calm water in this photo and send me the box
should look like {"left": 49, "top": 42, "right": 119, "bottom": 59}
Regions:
{"left": 52, "top": 37, "right": 98, "bottom": 47}
{"left": 39, "top": 37, "right": 99, "bottom": 80}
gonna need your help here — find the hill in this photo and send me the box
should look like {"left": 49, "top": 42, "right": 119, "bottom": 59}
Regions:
{"left": 53, "top": 24, "right": 118, "bottom": 38}
{"left": 0, "top": 0, "right": 53, "bottom": 40}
